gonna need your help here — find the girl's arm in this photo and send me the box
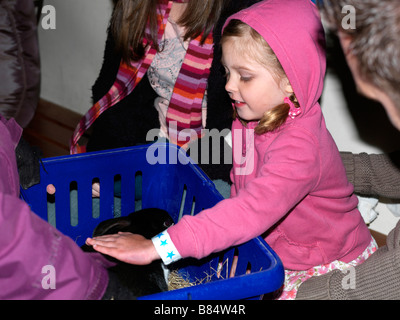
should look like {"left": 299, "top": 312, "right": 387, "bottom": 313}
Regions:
{"left": 169, "top": 128, "right": 321, "bottom": 260}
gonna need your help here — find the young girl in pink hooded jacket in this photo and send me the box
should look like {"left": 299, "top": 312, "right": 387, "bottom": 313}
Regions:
{"left": 87, "top": 0, "right": 376, "bottom": 299}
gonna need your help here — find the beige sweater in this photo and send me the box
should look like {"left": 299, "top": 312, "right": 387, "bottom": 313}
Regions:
{"left": 296, "top": 151, "right": 400, "bottom": 300}
{"left": 340, "top": 151, "right": 400, "bottom": 200}
{"left": 296, "top": 220, "right": 400, "bottom": 300}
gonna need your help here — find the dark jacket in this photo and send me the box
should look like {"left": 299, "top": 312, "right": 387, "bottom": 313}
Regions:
{"left": 0, "top": 0, "right": 40, "bottom": 127}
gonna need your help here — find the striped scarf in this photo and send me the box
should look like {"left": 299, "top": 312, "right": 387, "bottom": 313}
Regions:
{"left": 70, "top": 0, "right": 214, "bottom": 154}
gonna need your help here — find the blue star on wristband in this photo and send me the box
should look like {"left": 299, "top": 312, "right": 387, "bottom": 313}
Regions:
{"left": 156, "top": 232, "right": 164, "bottom": 239}
{"left": 151, "top": 230, "right": 182, "bottom": 265}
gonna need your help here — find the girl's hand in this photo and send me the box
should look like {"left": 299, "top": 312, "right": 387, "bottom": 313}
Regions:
{"left": 85, "top": 233, "right": 160, "bottom": 265}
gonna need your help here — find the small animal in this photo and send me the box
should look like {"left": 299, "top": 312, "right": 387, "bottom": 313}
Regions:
{"left": 82, "top": 208, "right": 174, "bottom": 297}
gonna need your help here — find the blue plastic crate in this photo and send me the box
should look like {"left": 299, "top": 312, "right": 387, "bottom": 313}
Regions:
{"left": 20, "top": 143, "right": 284, "bottom": 300}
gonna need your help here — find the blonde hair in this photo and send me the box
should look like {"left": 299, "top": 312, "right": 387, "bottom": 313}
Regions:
{"left": 221, "top": 19, "right": 299, "bottom": 134}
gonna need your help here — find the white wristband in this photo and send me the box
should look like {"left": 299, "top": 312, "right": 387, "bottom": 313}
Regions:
{"left": 151, "top": 229, "right": 182, "bottom": 265}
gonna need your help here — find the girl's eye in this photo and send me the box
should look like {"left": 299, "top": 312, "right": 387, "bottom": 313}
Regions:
{"left": 240, "top": 76, "right": 252, "bottom": 82}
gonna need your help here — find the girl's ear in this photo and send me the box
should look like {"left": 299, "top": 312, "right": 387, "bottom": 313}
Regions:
{"left": 281, "top": 78, "right": 294, "bottom": 95}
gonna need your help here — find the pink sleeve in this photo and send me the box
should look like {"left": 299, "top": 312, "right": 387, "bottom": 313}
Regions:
{"left": 168, "top": 129, "right": 321, "bottom": 260}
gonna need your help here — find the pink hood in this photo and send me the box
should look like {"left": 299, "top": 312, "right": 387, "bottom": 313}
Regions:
{"left": 224, "top": 0, "right": 326, "bottom": 115}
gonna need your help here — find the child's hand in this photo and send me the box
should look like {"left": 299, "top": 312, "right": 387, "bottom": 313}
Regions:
{"left": 92, "top": 182, "right": 100, "bottom": 197}
{"left": 85, "top": 233, "right": 160, "bottom": 265}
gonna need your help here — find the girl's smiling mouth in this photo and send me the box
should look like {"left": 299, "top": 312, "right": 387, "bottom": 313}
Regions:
{"left": 235, "top": 100, "right": 246, "bottom": 108}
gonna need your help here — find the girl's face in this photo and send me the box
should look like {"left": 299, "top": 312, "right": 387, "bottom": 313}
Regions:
{"left": 222, "top": 37, "right": 292, "bottom": 122}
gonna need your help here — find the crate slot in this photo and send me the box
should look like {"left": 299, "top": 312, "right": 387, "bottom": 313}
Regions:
{"left": 92, "top": 178, "right": 100, "bottom": 219}
{"left": 246, "top": 262, "right": 252, "bottom": 275}
{"left": 113, "top": 174, "right": 122, "bottom": 218}
{"left": 178, "top": 184, "right": 187, "bottom": 222}
{"left": 216, "top": 253, "right": 227, "bottom": 279}
{"left": 229, "top": 247, "right": 239, "bottom": 278}
{"left": 46, "top": 187, "right": 56, "bottom": 228}
{"left": 190, "top": 196, "right": 196, "bottom": 216}
{"left": 70, "top": 181, "right": 78, "bottom": 227}
{"left": 135, "top": 171, "right": 142, "bottom": 211}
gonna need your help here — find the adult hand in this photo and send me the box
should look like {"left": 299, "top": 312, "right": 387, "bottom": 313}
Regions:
{"left": 86, "top": 233, "right": 160, "bottom": 265}
{"left": 92, "top": 182, "right": 100, "bottom": 197}
{"left": 47, "top": 182, "right": 100, "bottom": 197}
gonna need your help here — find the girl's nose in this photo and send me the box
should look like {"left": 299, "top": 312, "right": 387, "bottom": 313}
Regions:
{"left": 225, "top": 77, "right": 236, "bottom": 97}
